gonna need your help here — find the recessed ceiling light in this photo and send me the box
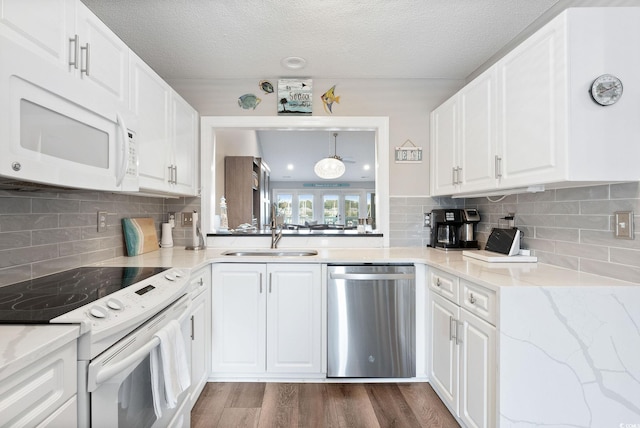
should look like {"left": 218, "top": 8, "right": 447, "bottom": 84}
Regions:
{"left": 281, "top": 56, "right": 307, "bottom": 70}
{"left": 287, "top": 164, "right": 294, "bottom": 170}
{"left": 363, "top": 164, "right": 370, "bottom": 170}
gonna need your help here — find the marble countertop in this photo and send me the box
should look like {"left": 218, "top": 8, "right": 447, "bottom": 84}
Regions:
{"left": 0, "top": 325, "right": 79, "bottom": 380}
{"left": 93, "top": 246, "right": 640, "bottom": 291}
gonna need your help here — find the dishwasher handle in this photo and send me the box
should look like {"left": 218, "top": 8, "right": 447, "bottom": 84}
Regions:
{"left": 329, "top": 272, "right": 415, "bottom": 281}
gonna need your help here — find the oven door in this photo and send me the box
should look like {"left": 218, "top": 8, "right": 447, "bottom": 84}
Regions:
{"left": 87, "top": 295, "right": 192, "bottom": 428}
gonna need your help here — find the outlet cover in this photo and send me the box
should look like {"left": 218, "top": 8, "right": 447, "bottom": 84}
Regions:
{"left": 614, "top": 211, "right": 634, "bottom": 239}
{"left": 182, "top": 211, "right": 193, "bottom": 227}
{"left": 424, "top": 213, "right": 430, "bottom": 227}
{"left": 97, "top": 211, "right": 108, "bottom": 232}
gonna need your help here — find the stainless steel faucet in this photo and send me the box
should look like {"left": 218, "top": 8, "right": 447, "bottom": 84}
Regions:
{"left": 270, "top": 203, "right": 283, "bottom": 249}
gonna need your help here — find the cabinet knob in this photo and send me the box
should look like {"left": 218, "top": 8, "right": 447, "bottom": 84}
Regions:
{"left": 469, "top": 293, "right": 476, "bottom": 304}
{"left": 436, "top": 278, "right": 441, "bottom": 287}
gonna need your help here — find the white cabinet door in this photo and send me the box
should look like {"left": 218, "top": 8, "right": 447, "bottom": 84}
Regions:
{"left": 0, "top": 0, "right": 75, "bottom": 69}
{"left": 266, "top": 264, "right": 322, "bottom": 374}
{"left": 211, "top": 264, "right": 266, "bottom": 374}
{"left": 189, "top": 287, "right": 209, "bottom": 405}
{"left": 430, "top": 96, "right": 458, "bottom": 195}
{"left": 459, "top": 68, "right": 497, "bottom": 192}
{"left": 496, "top": 16, "right": 567, "bottom": 188}
{"left": 130, "top": 53, "right": 172, "bottom": 190}
{"left": 75, "top": 1, "right": 129, "bottom": 106}
{"left": 429, "top": 292, "right": 459, "bottom": 414}
{"left": 459, "top": 309, "right": 496, "bottom": 428}
{"left": 171, "top": 92, "right": 199, "bottom": 195}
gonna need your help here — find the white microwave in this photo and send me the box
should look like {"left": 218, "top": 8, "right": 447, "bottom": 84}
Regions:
{"left": 0, "top": 34, "right": 138, "bottom": 192}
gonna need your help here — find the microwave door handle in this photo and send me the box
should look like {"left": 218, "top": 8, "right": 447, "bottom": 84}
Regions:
{"left": 91, "top": 297, "right": 192, "bottom": 389}
{"left": 115, "top": 113, "right": 129, "bottom": 187}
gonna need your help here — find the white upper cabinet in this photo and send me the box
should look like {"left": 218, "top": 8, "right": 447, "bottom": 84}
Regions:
{"left": 0, "top": 0, "right": 128, "bottom": 110}
{"left": 131, "top": 52, "right": 199, "bottom": 196}
{"left": 431, "top": 68, "right": 497, "bottom": 195}
{"left": 495, "top": 12, "right": 567, "bottom": 189}
{"left": 431, "top": 8, "right": 640, "bottom": 197}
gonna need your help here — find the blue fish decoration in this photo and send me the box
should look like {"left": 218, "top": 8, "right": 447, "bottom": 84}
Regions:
{"left": 238, "top": 94, "right": 261, "bottom": 110}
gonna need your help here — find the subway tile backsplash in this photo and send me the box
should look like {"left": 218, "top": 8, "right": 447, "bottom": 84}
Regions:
{"left": 2, "top": 183, "right": 639, "bottom": 286}
{"left": 0, "top": 189, "right": 199, "bottom": 286}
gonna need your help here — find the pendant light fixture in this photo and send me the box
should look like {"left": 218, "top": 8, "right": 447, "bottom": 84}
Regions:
{"left": 314, "top": 132, "right": 346, "bottom": 179}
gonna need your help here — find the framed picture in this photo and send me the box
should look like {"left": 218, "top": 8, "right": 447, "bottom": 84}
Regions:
{"left": 278, "top": 79, "right": 312, "bottom": 115}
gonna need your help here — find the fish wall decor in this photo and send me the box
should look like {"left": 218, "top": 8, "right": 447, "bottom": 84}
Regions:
{"left": 321, "top": 85, "right": 340, "bottom": 114}
{"left": 238, "top": 93, "right": 261, "bottom": 110}
{"left": 259, "top": 80, "right": 274, "bottom": 94}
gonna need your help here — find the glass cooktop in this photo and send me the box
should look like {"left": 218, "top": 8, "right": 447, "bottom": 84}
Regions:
{"left": 0, "top": 266, "right": 168, "bottom": 323}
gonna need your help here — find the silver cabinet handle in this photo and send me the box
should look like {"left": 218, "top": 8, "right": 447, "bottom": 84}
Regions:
{"left": 168, "top": 165, "right": 173, "bottom": 184}
{"left": 69, "top": 35, "right": 79, "bottom": 69}
{"left": 259, "top": 273, "right": 263, "bottom": 293}
{"left": 174, "top": 165, "right": 178, "bottom": 184}
{"left": 455, "top": 320, "right": 460, "bottom": 345}
{"left": 80, "top": 43, "right": 90, "bottom": 76}
{"left": 495, "top": 155, "right": 502, "bottom": 179}
{"left": 269, "top": 273, "right": 272, "bottom": 293}
{"left": 469, "top": 293, "right": 476, "bottom": 304}
{"left": 329, "top": 273, "right": 415, "bottom": 281}
{"left": 190, "top": 315, "right": 195, "bottom": 340}
{"left": 456, "top": 167, "right": 462, "bottom": 185}
{"left": 452, "top": 167, "right": 457, "bottom": 185}
{"left": 449, "top": 316, "right": 455, "bottom": 342}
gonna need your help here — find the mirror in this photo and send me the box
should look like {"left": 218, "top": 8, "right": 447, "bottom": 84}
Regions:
{"left": 201, "top": 116, "right": 390, "bottom": 246}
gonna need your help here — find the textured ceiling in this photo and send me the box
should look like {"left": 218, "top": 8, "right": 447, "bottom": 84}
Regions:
{"left": 80, "top": 0, "right": 561, "bottom": 80}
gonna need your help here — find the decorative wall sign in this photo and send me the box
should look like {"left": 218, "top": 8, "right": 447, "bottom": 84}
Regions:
{"left": 278, "top": 79, "right": 312, "bottom": 115}
{"left": 321, "top": 85, "right": 340, "bottom": 114}
{"left": 394, "top": 139, "right": 423, "bottom": 163}
{"left": 259, "top": 80, "right": 274, "bottom": 94}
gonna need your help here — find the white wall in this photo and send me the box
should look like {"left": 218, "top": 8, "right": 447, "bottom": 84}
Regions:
{"left": 169, "top": 78, "right": 464, "bottom": 197}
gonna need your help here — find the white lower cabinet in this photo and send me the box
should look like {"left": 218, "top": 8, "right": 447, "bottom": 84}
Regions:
{"left": 0, "top": 339, "right": 77, "bottom": 428}
{"left": 188, "top": 266, "right": 211, "bottom": 408}
{"left": 211, "top": 263, "right": 322, "bottom": 377}
{"left": 429, "top": 269, "right": 496, "bottom": 428}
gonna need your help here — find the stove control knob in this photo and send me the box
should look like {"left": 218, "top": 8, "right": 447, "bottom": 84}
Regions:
{"left": 107, "top": 299, "right": 123, "bottom": 311}
{"left": 89, "top": 306, "right": 107, "bottom": 319}
{"left": 165, "top": 274, "right": 176, "bottom": 281}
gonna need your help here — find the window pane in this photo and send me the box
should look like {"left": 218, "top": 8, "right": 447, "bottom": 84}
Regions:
{"left": 276, "top": 194, "right": 293, "bottom": 224}
{"left": 344, "top": 195, "right": 359, "bottom": 228}
{"left": 323, "top": 195, "right": 339, "bottom": 224}
{"left": 298, "top": 194, "right": 314, "bottom": 224}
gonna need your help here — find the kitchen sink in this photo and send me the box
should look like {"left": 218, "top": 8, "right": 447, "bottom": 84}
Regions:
{"left": 222, "top": 249, "right": 318, "bottom": 257}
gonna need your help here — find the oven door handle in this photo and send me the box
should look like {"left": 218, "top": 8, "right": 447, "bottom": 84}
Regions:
{"left": 91, "top": 296, "right": 192, "bottom": 389}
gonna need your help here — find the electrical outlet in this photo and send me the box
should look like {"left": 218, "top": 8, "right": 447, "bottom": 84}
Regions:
{"left": 424, "top": 213, "right": 430, "bottom": 227}
{"left": 97, "top": 211, "right": 108, "bottom": 232}
{"left": 614, "top": 211, "right": 634, "bottom": 239}
{"left": 182, "top": 211, "right": 193, "bottom": 226}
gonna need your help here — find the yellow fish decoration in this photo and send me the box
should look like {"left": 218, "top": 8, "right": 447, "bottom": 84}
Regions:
{"left": 321, "top": 85, "right": 340, "bottom": 114}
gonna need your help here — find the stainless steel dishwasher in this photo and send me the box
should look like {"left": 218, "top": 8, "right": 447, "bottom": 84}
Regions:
{"left": 327, "top": 264, "right": 415, "bottom": 378}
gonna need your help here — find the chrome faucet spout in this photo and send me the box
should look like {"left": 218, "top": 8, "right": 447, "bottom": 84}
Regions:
{"left": 270, "top": 203, "right": 282, "bottom": 249}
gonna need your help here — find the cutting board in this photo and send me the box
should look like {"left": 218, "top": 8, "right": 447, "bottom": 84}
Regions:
{"left": 122, "top": 217, "right": 159, "bottom": 256}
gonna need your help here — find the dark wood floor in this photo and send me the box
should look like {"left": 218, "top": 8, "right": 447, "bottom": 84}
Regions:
{"left": 191, "top": 382, "right": 459, "bottom": 428}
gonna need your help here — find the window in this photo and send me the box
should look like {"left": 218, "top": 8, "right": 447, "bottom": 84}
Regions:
{"left": 276, "top": 194, "right": 293, "bottom": 224}
{"left": 298, "top": 194, "right": 314, "bottom": 224}
{"left": 344, "top": 195, "right": 360, "bottom": 227}
{"left": 323, "top": 195, "right": 339, "bottom": 224}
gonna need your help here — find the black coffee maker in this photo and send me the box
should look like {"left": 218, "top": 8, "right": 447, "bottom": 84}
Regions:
{"left": 430, "top": 208, "right": 481, "bottom": 249}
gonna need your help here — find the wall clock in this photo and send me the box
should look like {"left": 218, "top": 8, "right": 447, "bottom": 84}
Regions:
{"left": 590, "top": 74, "right": 623, "bottom": 106}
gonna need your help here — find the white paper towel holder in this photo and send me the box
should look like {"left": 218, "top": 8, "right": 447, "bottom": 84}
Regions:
{"left": 160, "top": 223, "right": 174, "bottom": 248}
{"left": 186, "top": 210, "right": 206, "bottom": 251}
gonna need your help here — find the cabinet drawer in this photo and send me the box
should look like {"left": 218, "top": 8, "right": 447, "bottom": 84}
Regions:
{"left": 429, "top": 268, "right": 459, "bottom": 303}
{"left": 460, "top": 280, "right": 496, "bottom": 325}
